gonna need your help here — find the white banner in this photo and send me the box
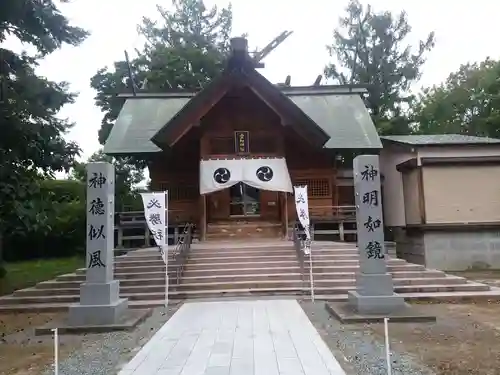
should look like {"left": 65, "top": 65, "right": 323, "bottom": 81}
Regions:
{"left": 242, "top": 157, "right": 293, "bottom": 193}
{"left": 294, "top": 185, "right": 311, "bottom": 255}
{"left": 199, "top": 157, "right": 292, "bottom": 194}
{"left": 140, "top": 191, "right": 168, "bottom": 264}
{"left": 200, "top": 159, "right": 243, "bottom": 194}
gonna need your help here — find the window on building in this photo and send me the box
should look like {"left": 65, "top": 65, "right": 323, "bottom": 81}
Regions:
{"left": 287, "top": 178, "right": 331, "bottom": 198}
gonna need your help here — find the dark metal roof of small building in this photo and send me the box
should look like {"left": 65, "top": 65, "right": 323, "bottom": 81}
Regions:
{"left": 103, "top": 85, "right": 381, "bottom": 154}
{"left": 381, "top": 134, "right": 500, "bottom": 146}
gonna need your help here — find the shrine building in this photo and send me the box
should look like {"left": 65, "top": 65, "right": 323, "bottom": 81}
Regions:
{"left": 104, "top": 37, "right": 500, "bottom": 272}
{"left": 103, "top": 37, "right": 381, "bottom": 241}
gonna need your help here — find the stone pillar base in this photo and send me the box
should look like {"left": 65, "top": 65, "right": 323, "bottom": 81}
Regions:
{"left": 355, "top": 272, "right": 394, "bottom": 295}
{"left": 348, "top": 290, "right": 406, "bottom": 315}
{"left": 68, "top": 281, "right": 128, "bottom": 326}
{"left": 79, "top": 280, "right": 120, "bottom": 305}
{"left": 68, "top": 298, "right": 128, "bottom": 326}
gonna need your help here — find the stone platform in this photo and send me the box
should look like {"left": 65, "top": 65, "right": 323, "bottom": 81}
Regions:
{"left": 35, "top": 308, "right": 152, "bottom": 335}
{"left": 1, "top": 240, "right": 500, "bottom": 312}
{"left": 325, "top": 301, "right": 436, "bottom": 324}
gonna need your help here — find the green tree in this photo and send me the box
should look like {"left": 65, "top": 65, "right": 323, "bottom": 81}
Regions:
{"left": 91, "top": 0, "right": 233, "bottom": 149}
{"left": 0, "top": 0, "right": 88, "bottom": 276}
{"left": 4, "top": 179, "right": 87, "bottom": 261}
{"left": 71, "top": 149, "right": 145, "bottom": 210}
{"left": 325, "top": 0, "right": 435, "bottom": 134}
{"left": 412, "top": 58, "right": 500, "bottom": 137}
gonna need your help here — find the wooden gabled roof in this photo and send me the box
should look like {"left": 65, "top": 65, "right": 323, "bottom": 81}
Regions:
{"left": 103, "top": 38, "right": 382, "bottom": 155}
{"left": 150, "top": 37, "right": 330, "bottom": 149}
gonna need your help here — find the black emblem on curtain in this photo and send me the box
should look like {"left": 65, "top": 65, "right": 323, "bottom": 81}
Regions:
{"left": 213, "top": 168, "right": 231, "bottom": 184}
{"left": 256, "top": 166, "right": 274, "bottom": 182}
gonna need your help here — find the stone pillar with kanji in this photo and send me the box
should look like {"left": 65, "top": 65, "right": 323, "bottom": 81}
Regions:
{"left": 348, "top": 155, "right": 405, "bottom": 314}
{"left": 68, "top": 162, "right": 128, "bottom": 326}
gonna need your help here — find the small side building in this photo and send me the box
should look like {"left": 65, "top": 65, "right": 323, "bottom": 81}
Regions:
{"left": 380, "top": 134, "right": 500, "bottom": 271}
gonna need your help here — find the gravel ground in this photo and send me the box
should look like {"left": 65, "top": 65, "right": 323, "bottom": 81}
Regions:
{"left": 369, "top": 302, "right": 500, "bottom": 375}
{"left": 6, "top": 298, "right": 499, "bottom": 375}
{"left": 300, "top": 300, "right": 436, "bottom": 375}
{"left": 38, "top": 303, "right": 182, "bottom": 375}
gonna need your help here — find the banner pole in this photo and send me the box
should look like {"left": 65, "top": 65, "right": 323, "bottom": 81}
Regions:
{"left": 165, "top": 253, "right": 169, "bottom": 308}
{"left": 284, "top": 193, "right": 288, "bottom": 239}
{"left": 164, "top": 191, "right": 168, "bottom": 308}
{"left": 308, "top": 240, "right": 315, "bottom": 302}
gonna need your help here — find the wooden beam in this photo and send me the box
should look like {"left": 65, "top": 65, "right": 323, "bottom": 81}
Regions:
{"left": 253, "top": 31, "right": 293, "bottom": 62}
{"left": 285, "top": 75, "right": 291, "bottom": 86}
{"left": 314, "top": 75, "right": 322, "bottom": 86}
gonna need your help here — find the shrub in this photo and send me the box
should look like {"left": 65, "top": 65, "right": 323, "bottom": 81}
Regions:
{"left": 4, "top": 179, "right": 86, "bottom": 261}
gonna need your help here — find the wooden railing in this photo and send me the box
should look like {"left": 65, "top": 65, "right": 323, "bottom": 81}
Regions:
{"left": 117, "top": 210, "right": 187, "bottom": 225}
{"left": 171, "top": 223, "right": 194, "bottom": 285}
{"left": 115, "top": 211, "right": 193, "bottom": 249}
{"left": 308, "top": 205, "right": 356, "bottom": 220}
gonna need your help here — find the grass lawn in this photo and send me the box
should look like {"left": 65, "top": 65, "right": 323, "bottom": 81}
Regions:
{"left": 0, "top": 256, "right": 84, "bottom": 296}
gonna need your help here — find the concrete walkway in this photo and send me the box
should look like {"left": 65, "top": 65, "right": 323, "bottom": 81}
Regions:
{"left": 118, "top": 299, "right": 347, "bottom": 375}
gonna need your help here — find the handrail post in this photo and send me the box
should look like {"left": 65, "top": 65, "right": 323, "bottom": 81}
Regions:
{"left": 291, "top": 223, "right": 305, "bottom": 282}
{"left": 172, "top": 223, "right": 193, "bottom": 286}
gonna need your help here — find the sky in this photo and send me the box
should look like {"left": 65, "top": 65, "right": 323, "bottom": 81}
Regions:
{"left": 8, "top": 0, "right": 500, "bottom": 161}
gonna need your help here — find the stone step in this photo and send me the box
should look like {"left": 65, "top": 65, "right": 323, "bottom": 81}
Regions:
{"left": 192, "top": 243, "right": 357, "bottom": 250}
{"left": 116, "top": 255, "right": 176, "bottom": 262}
{"left": 184, "top": 254, "right": 362, "bottom": 265}
{"left": 115, "top": 260, "right": 179, "bottom": 268}
{"left": 3, "top": 289, "right": 500, "bottom": 312}
{"left": 183, "top": 259, "right": 405, "bottom": 271}
{"left": 0, "top": 295, "right": 78, "bottom": 305}
{"left": 192, "top": 243, "right": 296, "bottom": 251}
{"left": 116, "top": 254, "right": 295, "bottom": 266}
{"left": 186, "top": 248, "right": 360, "bottom": 257}
{"left": 78, "top": 265, "right": 175, "bottom": 274}
{"left": 184, "top": 260, "right": 299, "bottom": 270}
{"left": 184, "top": 266, "right": 303, "bottom": 276}
{"left": 36, "top": 274, "right": 467, "bottom": 295}
{"left": 73, "top": 263, "right": 425, "bottom": 279}
{"left": 205, "top": 233, "right": 282, "bottom": 240}
{"left": 2, "top": 238, "right": 496, "bottom": 312}
{"left": 178, "top": 281, "right": 304, "bottom": 292}
{"left": 2, "top": 282, "right": 490, "bottom": 306}
{"left": 59, "top": 270, "right": 180, "bottom": 281}
{"left": 0, "top": 301, "right": 164, "bottom": 313}
{"left": 11, "top": 278, "right": 481, "bottom": 300}
{"left": 184, "top": 264, "right": 425, "bottom": 275}
{"left": 48, "top": 270, "right": 448, "bottom": 287}
{"left": 313, "top": 270, "right": 445, "bottom": 279}
{"left": 176, "top": 277, "right": 466, "bottom": 291}
{"left": 120, "top": 250, "right": 372, "bottom": 266}
{"left": 1, "top": 288, "right": 304, "bottom": 305}
{"left": 115, "top": 251, "right": 368, "bottom": 264}
{"left": 311, "top": 264, "right": 427, "bottom": 272}
{"left": 14, "top": 288, "right": 81, "bottom": 297}
{"left": 17, "top": 282, "right": 305, "bottom": 296}
{"left": 38, "top": 278, "right": 168, "bottom": 289}
{"left": 312, "top": 282, "right": 491, "bottom": 294}
{"left": 179, "top": 273, "right": 450, "bottom": 284}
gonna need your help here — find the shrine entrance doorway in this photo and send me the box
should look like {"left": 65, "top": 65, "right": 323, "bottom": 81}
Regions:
{"left": 229, "top": 182, "right": 261, "bottom": 217}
